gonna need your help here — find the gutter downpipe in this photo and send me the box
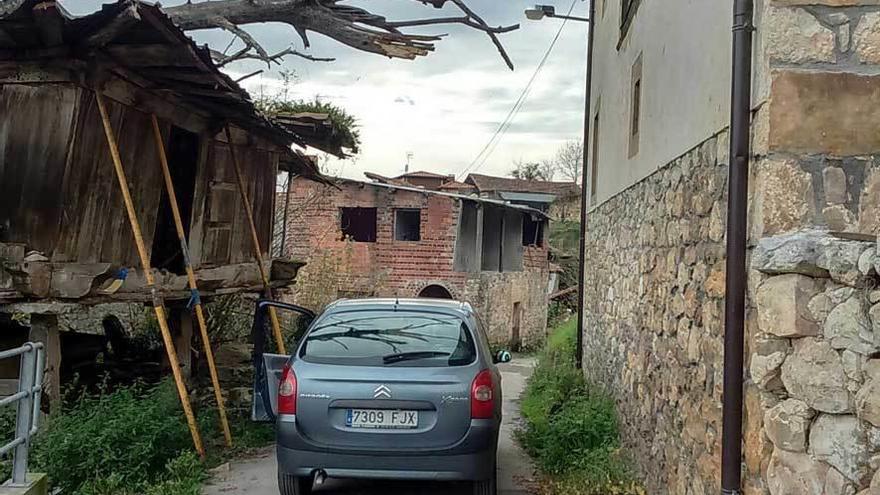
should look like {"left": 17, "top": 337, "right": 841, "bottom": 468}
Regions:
{"left": 575, "top": 0, "right": 595, "bottom": 370}
{"left": 721, "top": 0, "right": 754, "bottom": 493}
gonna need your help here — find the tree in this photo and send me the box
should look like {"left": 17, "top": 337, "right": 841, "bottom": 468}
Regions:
{"left": 163, "top": 0, "right": 519, "bottom": 69}
{"left": 552, "top": 139, "right": 583, "bottom": 183}
{"left": 510, "top": 160, "right": 554, "bottom": 181}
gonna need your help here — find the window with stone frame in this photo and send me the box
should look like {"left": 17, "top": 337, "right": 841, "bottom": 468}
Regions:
{"left": 619, "top": 0, "right": 641, "bottom": 44}
{"left": 628, "top": 53, "right": 642, "bottom": 158}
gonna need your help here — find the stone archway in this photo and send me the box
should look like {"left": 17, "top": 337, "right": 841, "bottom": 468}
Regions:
{"left": 417, "top": 284, "right": 454, "bottom": 299}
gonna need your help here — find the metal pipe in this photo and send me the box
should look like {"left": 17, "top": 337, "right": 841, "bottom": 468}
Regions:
{"left": 575, "top": 0, "right": 595, "bottom": 370}
{"left": 11, "top": 344, "right": 35, "bottom": 485}
{"left": 721, "top": 0, "right": 754, "bottom": 493}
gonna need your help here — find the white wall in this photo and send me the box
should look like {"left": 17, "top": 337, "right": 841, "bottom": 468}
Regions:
{"left": 587, "top": 0, "right": 748, "bottom": 207}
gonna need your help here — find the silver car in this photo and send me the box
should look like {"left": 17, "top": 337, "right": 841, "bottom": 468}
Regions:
{"left": 251, "top": 298, "right": 511, "bottom": 495}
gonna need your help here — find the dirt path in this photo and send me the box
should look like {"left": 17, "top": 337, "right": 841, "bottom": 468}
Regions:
{"left": 203, "top": 358, "right": 537, "bottom": 495}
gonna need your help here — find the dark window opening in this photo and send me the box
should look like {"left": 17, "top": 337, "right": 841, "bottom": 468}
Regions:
{"left": 340, "top": 207, "right": 377, "bottom": 242}
{"left": 522, "top": 216, "right": 544, "bottom": 247}
{"left": 394, "top": 209, "right": 421, "bottom": 241}
{"left": 591, "top": 111, "right": 600, "bottom": 202}
{"left": 629, "top": 54, "right": 643, "bottom": 158}
{"left": 619, "top": 0, "right": 641, "bottom": 42}
{"left": 151, "top": 126, "right": 200, "bottom": 274}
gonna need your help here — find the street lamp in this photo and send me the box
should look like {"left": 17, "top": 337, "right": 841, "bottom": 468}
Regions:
{"left": 524, "top": 4, "right": 590, "bottom": 22}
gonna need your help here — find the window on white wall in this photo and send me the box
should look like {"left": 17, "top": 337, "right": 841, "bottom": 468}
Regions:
{"left": 590, "top": 110, "right": 600, "bottom": 203}
{"left": 620, "top": 0, "right": 641, "bottom": 40}
{"left": 628, "top": 54, "right": 642, "bottom": 158}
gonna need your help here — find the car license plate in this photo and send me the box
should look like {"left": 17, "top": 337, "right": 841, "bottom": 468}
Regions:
{"left": 346, "top": 409, "right": 418, "bottom": 429}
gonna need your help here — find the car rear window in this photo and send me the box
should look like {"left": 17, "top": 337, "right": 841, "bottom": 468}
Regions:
{"left": 299, "top": 310, "right": 477, "bottom": 367}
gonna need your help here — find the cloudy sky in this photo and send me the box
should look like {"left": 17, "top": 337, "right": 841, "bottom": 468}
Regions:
{"left": 62, "top": 0, "right": 589, "bottom": 180}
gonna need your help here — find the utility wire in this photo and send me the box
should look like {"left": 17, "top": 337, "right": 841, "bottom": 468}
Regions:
{"left": 457, "top": 0, "right": 580, "bottom": 180}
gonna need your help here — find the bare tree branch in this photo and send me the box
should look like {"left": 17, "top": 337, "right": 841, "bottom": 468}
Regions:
{"left": 211, "top": 45, "right": 335, "bottom": 67}
{"left": 164, "top": 0, "right": 517, "bottom": 69}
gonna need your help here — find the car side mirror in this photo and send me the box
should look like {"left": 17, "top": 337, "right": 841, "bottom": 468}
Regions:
{"left": 494, "top": 350, "right": 512, "bottom": 364}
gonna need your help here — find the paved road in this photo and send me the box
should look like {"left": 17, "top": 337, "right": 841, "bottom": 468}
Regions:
{"left": 203, "top": 358, "right": 537, "bottom": 495}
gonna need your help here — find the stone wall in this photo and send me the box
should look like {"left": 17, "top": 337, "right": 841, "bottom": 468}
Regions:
{"left": 583, "top": 132, "right": 731, "bottom": 494}
{"left": 750, "top": 230, "right": 880, "bottom": 494}
{"left": 582, "top": 1, "right": 880, "bottom": 493}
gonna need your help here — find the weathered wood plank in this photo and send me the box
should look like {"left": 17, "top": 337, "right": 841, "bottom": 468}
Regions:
{"left": 104, "top": 44, "right": 201, "bottom": 68}
{"left": 0, "top": 84, "right": 79, "bottom": 255}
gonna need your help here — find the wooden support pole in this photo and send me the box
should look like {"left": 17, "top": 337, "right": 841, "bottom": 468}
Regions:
{"left": 223, "top": 125, "right": 286, "bottom": 355}
{"left": 95, "top": 93, "right": 206, "bottom": 458}
{"left": 151, "top": 115, "right": 233, "bottom": 447}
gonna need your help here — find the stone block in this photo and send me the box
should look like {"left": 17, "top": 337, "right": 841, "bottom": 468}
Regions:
{"left": 769, "top": 70, "right": 880, "bottom": 156}
{"left": 781, "top": 339, "right": 851, "bottom": 413}
{"left": 824, "top": 167, "right": 849, "bottom": 206}
{"left": 751, "top": 351, "right": 788, "bottom": 390}
{"left": 855, "top": 12, "right": 880, "bottom": 64}
{"left": 857, "top": 379, "right": 880, "bottom": 427}
{"left": 859, "top": 168, "right": 880, "bottom": 236}
{"left": 753, "top": 230, "right": 875, "bottom": 284}
{"left": 767, "top": 448, "right": 829, "bottom": 495}
{"left": 0, "top": 473, "right": 48, "bottom": 495}
{"left": 765, "top": 6, "right": 836, "bottom": 64}
{"left": 764, "top": 399, "right": 815, "bottom": 452}
{"left": 825, "top": 296, "right": 877, "bottom": 355}
{"left": 752, "top": 158, "right": 816, "bottom": 237}
{"left": 757, "top": 274, "right": 821, "bottom": 337}
{"left": 823, "top": 206, "right": 858, "bottom": 233}
{"left": 809, "top": 414, "right": 870, "bottom": 483}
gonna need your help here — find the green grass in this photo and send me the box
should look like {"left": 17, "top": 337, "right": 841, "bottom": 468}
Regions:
{"left": 518, "top": 319, "right": 643, "bottom": 495}
{"left": 11, "top": 378, "right": 276, "bottom": 495}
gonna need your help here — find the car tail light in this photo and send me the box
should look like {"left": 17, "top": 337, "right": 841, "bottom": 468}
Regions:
{"left": 470, "top": 369, "right": 494, "bottom": 419}
{"left": 278, "top": 364, "right": 297, "bottom": 415}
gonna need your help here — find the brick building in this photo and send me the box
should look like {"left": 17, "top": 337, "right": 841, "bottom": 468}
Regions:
{"left": 281, "top": 176, "right": 551, "bottom": 349}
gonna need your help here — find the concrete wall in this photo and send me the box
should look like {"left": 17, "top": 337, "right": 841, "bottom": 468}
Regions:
{"left": 284, "top": 180, "right": 550, "bottom": 346}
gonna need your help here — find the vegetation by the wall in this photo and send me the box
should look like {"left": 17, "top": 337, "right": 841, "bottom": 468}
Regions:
{"left": 519, "top": 319, "right": 644, "bottom": 495}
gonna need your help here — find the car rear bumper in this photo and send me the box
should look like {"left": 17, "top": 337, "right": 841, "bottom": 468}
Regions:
{"left": 276, "top": 417, "right": 498, "bottom": 481}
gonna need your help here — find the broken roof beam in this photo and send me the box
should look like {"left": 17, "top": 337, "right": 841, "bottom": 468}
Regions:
{"left": 82, "top": 3, "right": 140, "bottom": 49}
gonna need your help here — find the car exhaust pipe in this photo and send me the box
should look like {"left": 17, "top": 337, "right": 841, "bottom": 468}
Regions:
{"left": 314, "top": 470, "right": 328, "bottom": 487}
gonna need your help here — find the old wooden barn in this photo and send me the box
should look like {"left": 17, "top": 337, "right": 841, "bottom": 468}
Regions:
{"left": 0, "top": 0, "right": 334, "bottom": 416}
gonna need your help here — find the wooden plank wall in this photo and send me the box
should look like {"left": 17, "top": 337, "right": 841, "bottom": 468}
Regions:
{"left": 0, "top": 84, "right": 80, "bottom": 254}
{"left": 54, "top": 91, "right": 169, "bottom": 265}
{"left": 189, "top": 139, "right": 276, "bottom": 268}
{"left": 1, "top": 82, "right": 277, "bottom": 271}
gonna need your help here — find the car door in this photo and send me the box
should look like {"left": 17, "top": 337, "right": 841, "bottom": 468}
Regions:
{"left": 251, "top": 299, "right": 315, "bottom": 422}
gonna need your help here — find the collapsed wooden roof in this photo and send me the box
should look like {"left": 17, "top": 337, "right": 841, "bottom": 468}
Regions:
{"left": 0, "top": 0, "right": 337, "bottom": 177}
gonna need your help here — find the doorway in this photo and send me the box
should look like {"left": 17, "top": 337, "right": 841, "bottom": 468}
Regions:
{"left": 511, "top": 302, "right": 522, "bottom": 351}
{"left": 151, "top": 126, "right": 200, "bottom": 274}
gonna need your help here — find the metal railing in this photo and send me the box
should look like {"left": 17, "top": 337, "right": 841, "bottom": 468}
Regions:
{"left": 0, "top": 342, "right": 44, "bottom": 487}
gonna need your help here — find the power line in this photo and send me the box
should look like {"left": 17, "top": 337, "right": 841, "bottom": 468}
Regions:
{"left": 457, "top": 0, "right": 580, "bottom": 180}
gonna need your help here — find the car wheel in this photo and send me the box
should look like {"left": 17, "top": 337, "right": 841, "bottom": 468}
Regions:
{"left": 472, "top": 467, "right": 497, "bottom": 495}
{"left": 278, "top": 473, "right": 313, "bottom": 495}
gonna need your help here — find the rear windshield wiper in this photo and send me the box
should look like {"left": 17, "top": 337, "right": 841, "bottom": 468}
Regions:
{"left": 382, "top": 351, "right": 452, "bottom": 364}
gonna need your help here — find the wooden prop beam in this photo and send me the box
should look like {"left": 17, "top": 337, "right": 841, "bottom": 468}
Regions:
{"left": 151, "top": 115, "right": 233, "bottom": 448}
{"left": 223, "top": 125, "right": 287, "bottom": 355}
{"left": 95, "top": 92, "right": 206, "bottom": 458}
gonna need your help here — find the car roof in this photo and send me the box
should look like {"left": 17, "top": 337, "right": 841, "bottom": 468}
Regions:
{"left": 323, "top": 298, "right": 473, "bottom": 316}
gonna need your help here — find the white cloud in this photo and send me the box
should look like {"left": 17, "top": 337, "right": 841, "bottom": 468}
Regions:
{"left": 62, "top": 0, "right": 589, "bottom": 180}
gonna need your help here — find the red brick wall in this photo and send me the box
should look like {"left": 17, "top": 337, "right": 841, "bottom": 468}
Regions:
{"left": 284, "top": 180, "right": 470, "bottom": 298}
{"left": 282, "top": 178, "right": 552, "bottom": 346}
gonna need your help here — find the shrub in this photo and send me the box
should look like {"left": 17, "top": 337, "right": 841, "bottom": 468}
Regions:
{"left": 31, "top": 379, "right": 201, "bottom": 494}
{"left": 519, "top": 320, "right": 641, "bottom": 494}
